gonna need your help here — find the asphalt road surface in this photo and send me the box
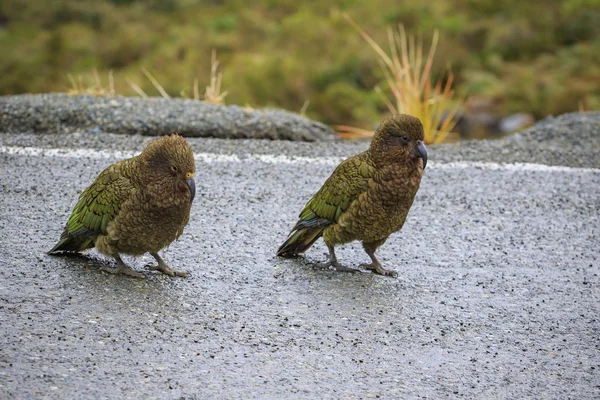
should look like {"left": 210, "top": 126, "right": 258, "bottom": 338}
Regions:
{"left": 1, "top": 130, "right": 599, "bottom": 399}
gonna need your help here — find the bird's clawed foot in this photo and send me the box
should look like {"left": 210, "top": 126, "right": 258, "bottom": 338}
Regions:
{"left": 313, "top": 259, "right": 334, "bottom": 270}
{"left": 146, "top": 263, "right": 188, "bottom": 278}
{"left": 331, "top": 262, "right": 360, "bottom": 273}
{"left": 359, "top": 262, "right": 398, "bottom": 277}
{"left": 100, "top": 263, "right": 146, "bottom": 279}
{"left": 314, "top": 246, "right": 359, "bottom": 273}
{"left": 147, "top": 253, "right": 188, "bottom": 278}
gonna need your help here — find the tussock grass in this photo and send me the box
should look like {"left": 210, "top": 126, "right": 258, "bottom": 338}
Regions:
{"left": 122, "top": 50, "right": 228, "bottom": 104}
{"left": 67, "top": 69, "right": 115, "bottom": 96}
{"left": 202, "top": 49, "right": 228, "bottom": 105}
{"left": 340, "top": 14, "right": 463, "bottom": 144}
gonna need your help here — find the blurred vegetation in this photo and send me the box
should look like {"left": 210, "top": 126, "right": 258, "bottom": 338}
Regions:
{"left": 0, "top": 0, "right": 598, "bottom": 131}
{"left": 340, "top": 15, "right": 460, "bottom": 144}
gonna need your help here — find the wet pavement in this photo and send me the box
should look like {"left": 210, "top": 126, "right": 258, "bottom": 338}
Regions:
{"left": 0, "top": 127, "right": 599, "bottom": 399}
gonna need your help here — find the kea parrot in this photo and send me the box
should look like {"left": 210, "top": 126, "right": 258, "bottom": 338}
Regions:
{"left": 49, "top": 134, "right": 196, "bottom": 278}
{"left": 277, "top": 114, "right": 427, "bottom": 277}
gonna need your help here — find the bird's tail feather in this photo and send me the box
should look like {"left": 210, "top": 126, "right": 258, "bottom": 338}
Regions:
{"left": 48, "top": 233, "right": 94, "bottom": 255}
{"left": 276, "top": 227, "right": 323, "bottom": 258}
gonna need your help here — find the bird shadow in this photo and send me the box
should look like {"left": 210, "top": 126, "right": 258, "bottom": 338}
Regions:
{"left": 47, "top": 252, "right": 151, "bottom": 279}
{"left": 273, "top": 253, "right": 416, "bottom": 288}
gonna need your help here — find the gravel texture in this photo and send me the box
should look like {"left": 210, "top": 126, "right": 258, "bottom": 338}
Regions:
{"left": 0, "top": 94, "right": 336, "bottom": 141}
{"left": 0, "top": 108, "right": 599, "bottom": 399}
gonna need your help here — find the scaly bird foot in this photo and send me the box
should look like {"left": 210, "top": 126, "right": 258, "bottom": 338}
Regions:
{"left": 332, "top": 262, "right": 360, "bottom": 273}
{"left": 147, "top": 263, "right": 189, "bottom": 278}
{"left": 359, "top": 263, "right": 398, "bottom": 277}
{"left": 100, "top": 264, "right": 146, "bottom": 279}
{"left": 148, "top": 252, "right": 189, "bottom": 278}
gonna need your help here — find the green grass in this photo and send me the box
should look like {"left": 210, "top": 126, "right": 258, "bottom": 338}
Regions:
{"left": 0, "top": 0, "right": 598, "bottom": 134}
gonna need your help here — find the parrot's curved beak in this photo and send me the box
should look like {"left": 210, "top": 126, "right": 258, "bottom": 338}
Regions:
{"left": 186, "top": 177, "right": 196, "bottom": 202}
{"left": 417, "top": 141, "right": 427, "bottom": 170}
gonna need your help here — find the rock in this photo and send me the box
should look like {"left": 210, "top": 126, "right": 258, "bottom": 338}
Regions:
{"left": 433, "top": 111, "right": 600, "bottom": 169}
{"left": 0, "top": 94, "right": 336, "bottom": 142}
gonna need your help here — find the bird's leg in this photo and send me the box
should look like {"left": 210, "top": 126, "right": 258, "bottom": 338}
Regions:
{"left": 314, "top": 244, "right": 336, "bottom": 269}
{"left": 147, "top": 252, "right": 189, "bottom": 278}
{"left": 315, "top": 245, "right": 359, "bottom": 273}
{"left": 100, "top": 254, "right": 146, "bottom": 279}
{"left": 360, "top": 241, "right": 398, "bottom": 277}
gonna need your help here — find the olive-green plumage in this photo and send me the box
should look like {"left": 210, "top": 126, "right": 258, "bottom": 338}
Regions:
{"left": 49, "top": 134, "right": 196, "bottom": 278}
{"left": 277, "top": 114, "right": 428, "bottom": 277}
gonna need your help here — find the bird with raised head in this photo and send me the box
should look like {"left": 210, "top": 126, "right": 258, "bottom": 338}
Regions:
{"left": 277, "top": 114, "right": 427, "bottom": 277}
{"left": 48, "top": 134, "right": 196, "bottom": 278}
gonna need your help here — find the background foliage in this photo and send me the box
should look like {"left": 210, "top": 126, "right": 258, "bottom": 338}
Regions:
{"left": 1, "top": 0, "right": 599, "bottom": 131}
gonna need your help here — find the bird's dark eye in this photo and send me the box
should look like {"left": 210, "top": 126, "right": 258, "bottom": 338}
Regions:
{"left": 394, "top": 135, "right": 409, "bottom": 145}
{"left": 171, "top": 165, "right": 178, "bottom": 172}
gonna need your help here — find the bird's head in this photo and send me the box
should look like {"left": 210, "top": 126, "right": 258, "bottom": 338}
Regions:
{"left": 369, "top": 114, "right": 427, "bottom": 171}
{"left": 142, "top": 134, "right": 196, "bottom": 202}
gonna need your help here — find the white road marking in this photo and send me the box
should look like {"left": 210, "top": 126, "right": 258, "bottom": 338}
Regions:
{"left": 0, "top": 145, "right": 598, "bottom": 173}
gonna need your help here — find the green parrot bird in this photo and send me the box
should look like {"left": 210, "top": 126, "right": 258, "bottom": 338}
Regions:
{"left": 277, "top": 114, "right": 427, "bottom": 277}
{"left": 48, "top": 134, "right": 196, "bottom": 278}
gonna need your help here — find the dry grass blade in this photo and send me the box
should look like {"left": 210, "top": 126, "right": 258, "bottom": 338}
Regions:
{"left": 300, "top": 100, "right": 310, "bottom": 116}
{"left": 203, "top": 49, "right": 228, "bottom": 105}
{"left": 342, "top": 13, "right": 463, "bottom": 144}
{"left": 141, "top": 68, "right": 170, "bottom": 98}
{"left": 127, "top": 78, "right": 148, "bottom": 98}
{"left": 93, "top": 69, "right": 101, "bottom": 91}
{"left": 67, "top": 73, "right": 81, "bottom": 95}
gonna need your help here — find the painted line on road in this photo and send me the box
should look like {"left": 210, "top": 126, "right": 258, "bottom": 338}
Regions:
{"left": 0, "top": 145, "right": 598, "bottom": 174}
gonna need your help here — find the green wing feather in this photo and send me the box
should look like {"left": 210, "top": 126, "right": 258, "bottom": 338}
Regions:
{"left": 298, "top": 151, "right": 374, "bottom": 225}
{"left": 48, "top": 162, "right": 133, "bottom": 254}
{"left": 277, "top": 151, "right": 375, "bottom": 257}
